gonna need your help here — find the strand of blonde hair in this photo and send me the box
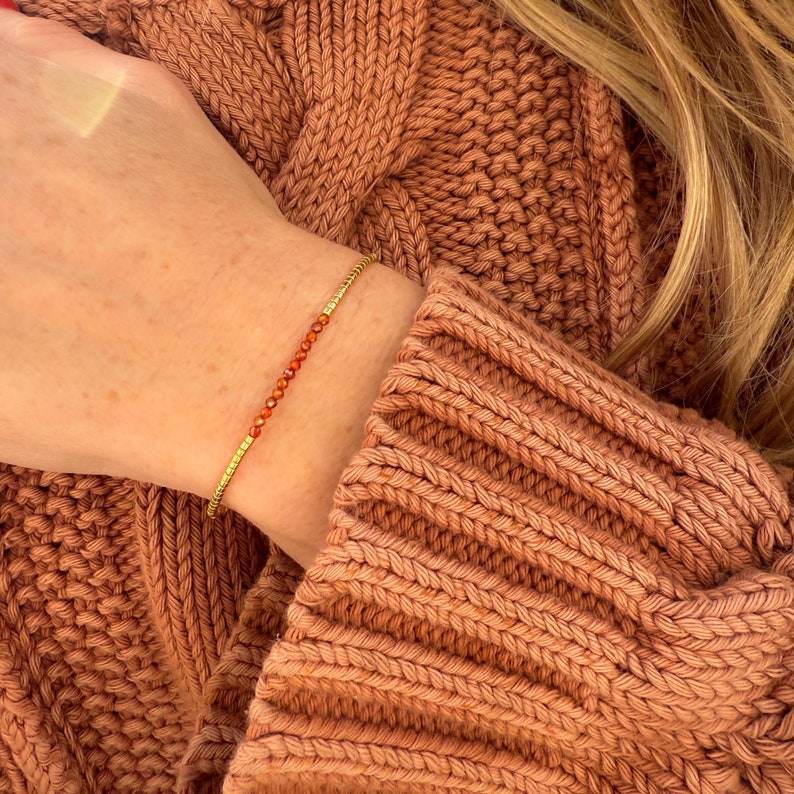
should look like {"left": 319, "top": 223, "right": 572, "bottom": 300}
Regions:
{"left": 494, "top": 0, "right": 794, "bottom": 462}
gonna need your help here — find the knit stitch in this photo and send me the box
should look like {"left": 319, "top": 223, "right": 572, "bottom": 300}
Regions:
{"left": 2, "top": 0, "right": 793, "bottom": 792}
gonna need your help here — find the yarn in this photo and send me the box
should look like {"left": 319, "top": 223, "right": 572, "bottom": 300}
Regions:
{"left": 3, "top": 0, "right": 792, "bottom": 791}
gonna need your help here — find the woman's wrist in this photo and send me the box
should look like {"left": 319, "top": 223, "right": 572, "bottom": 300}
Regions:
{"left": 0, "top": 9, "right": 425, "bottom": 545}
{"left": 181, "top": 230, "right": 425, "bottom": 569}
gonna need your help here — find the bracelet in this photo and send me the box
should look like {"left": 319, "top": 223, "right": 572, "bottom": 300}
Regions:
{"left": 206, "top": 252, "right": 377, "bottom": 518}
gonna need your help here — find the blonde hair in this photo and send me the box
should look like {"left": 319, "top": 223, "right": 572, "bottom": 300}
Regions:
{"left": 495, "top": 0, "right": 794, "bottom": 463}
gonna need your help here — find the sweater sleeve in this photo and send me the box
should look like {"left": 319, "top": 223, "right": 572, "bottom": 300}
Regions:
{"left": 220, "top": 267, "right": 794, "bottom": 794}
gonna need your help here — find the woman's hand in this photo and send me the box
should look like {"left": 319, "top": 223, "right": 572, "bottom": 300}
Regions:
{"left": 0, "top": 11, "right": 284, "bottom": 480}
{"left": 0, "top": 11, "right": 424, "bottom": 567}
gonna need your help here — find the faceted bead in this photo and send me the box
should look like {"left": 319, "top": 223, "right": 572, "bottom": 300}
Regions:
{"left": 265, "top": 397, "right": 277, "bottom": 410}
{"left": 318, "top": 313, "right": 330, "bottom": 325}
{"left": 273, "top": 387, "right": 285, "bottom": 400}
{"left": 301, "top": 340, "right": 312, "bottom": 352}
{"left": 260, "top": 407, "right": 273, "bottom": 419}
{"left": 289, "top": 359, "right": 301, "bottom": 371}
{"left": 249, "top": 426, "right": 262, "bottom": 438}
{"left": 254, "top": 416, "right": 266, "bottom": 427}
{"left": 277, "top": 377, "right": 289, "bottom": 390}
{"left": 295, "top": 350, "right": 308, "bottom": 362}
{"left": 310, "top": 322, "right": 323, "bottom": 334}
{"left": 283, "top": 368, "right": 296, "bottom": 380}
{"left": 306, "top": 331, "right": 317, "bottom": 343}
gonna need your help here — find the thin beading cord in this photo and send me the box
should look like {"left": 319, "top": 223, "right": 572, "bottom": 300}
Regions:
{"left": 206, "top": 252, "right": 377, "bottom": 518}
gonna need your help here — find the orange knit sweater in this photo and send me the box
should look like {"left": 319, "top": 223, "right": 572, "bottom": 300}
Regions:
{"left": 2, "top": 1, "right": 793, "bottom": 792}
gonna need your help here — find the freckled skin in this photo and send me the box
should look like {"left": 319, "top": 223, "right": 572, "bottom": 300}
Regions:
{"left": 1, "top": 69, "right": 19, "bottom": 89}
{"left": 0, "top": 13, "right": 424, "bottom": 569}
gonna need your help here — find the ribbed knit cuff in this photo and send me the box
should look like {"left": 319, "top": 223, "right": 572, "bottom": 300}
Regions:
{"left": 221, "top": 267, "right": 794, "bottom": 793}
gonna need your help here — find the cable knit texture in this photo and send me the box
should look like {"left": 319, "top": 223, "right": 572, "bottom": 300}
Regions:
{"left": 2, "top": 0, "right": 793, "bottom": 792}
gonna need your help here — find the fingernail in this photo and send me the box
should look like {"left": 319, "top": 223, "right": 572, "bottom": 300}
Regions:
{"left": 0, "top": 0, "right": 20, "bottom": 11}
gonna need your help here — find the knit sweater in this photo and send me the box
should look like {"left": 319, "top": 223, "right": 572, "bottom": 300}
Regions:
{"left": 2, "top": 0, "right": 793, "bottom": 792}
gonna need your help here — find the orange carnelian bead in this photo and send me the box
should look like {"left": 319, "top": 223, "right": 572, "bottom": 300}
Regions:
{"left": 250, "top": 426, "right": 262, "bottom": 438}
{"left": 283, "top": 368, "right": 295, "bottom": 380}
{"left": 310, "top": 322, "right": 323, "bottom": 334}
{"left": 254, "top": 416, "right": 266, "bottom": 427}
{"left": 273, "top": 387, "right": 285, "bottom": 400}
{"left": 289, "top": 359, "right": 301, "bottom": 371}
{"left": 317, "top": 313, "right": 329, "bottom": 325}
{"left": 295, "top": 350, "right": 307, "bottom": 362}
{"left": 306, "top": 331, "right": 317, "bottom": 343}
{"left": 260, "top": 406, "right": 273, "bottom": 419}
{"left": 265, "top": 397, "right": 277, "bottom": 410}
{"left": 277, "top": 377, "right": 289, "bottom": 390}
{"left": 301, "top": 340, "right": 312, "bottom": 352}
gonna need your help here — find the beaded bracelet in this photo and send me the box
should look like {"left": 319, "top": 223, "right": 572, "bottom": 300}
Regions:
{"left": 206, "top": 252, "right": 377, "bottom": 518}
